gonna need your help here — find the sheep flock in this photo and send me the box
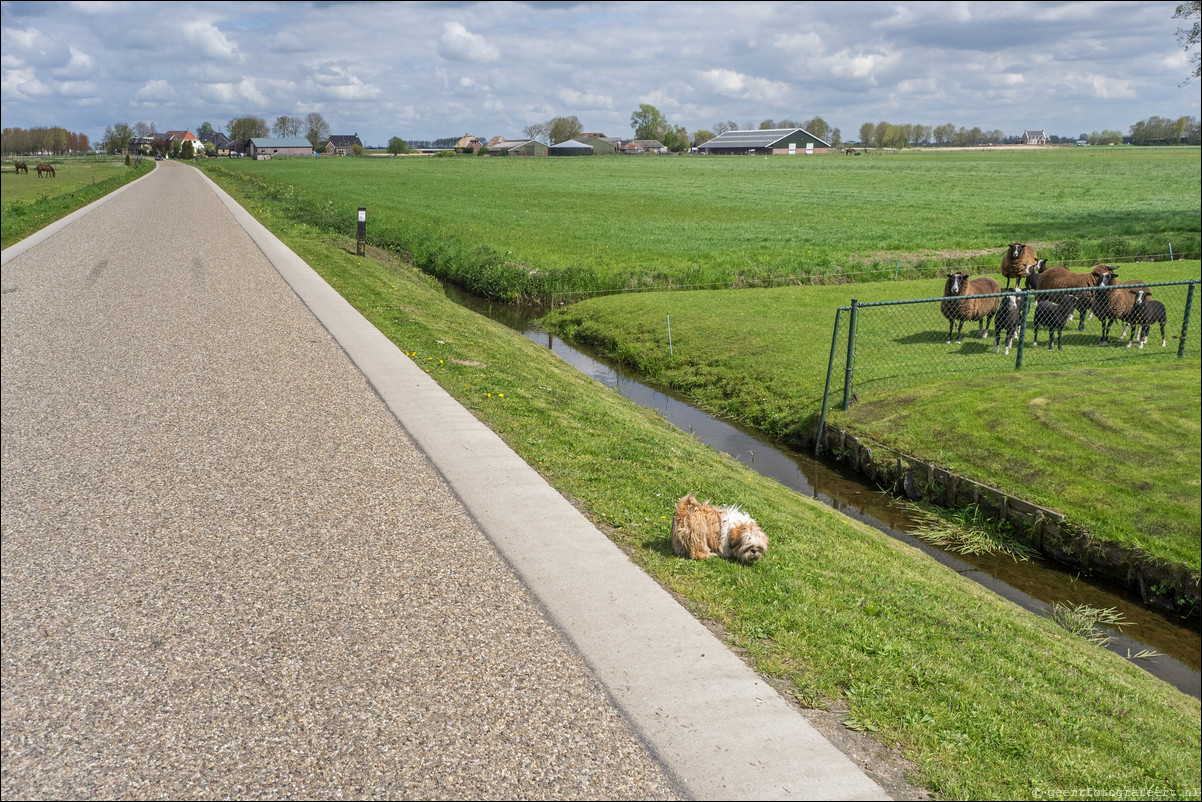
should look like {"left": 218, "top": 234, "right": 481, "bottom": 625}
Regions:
{"left": 935, "top": 245, "right": 1175, "bottom": 353}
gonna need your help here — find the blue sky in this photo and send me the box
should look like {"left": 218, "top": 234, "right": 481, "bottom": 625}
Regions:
{"left": 2, "top": 1, "right": 1198, "bottom": 146}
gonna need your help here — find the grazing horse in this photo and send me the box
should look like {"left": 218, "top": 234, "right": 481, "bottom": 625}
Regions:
{"left": 37, "top": 163, "right": 56, "bottom": 178}
{"left": 14, "top": 161, "right": 29, "bottom": 174}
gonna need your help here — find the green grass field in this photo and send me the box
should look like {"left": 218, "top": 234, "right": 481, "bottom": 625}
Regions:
{"left": 193, "top": 216, "right": 1202, "bottom": 801}
{"left": 200, "top": 147, "right": 1201, "bottom": 302}
{"left": 7, "top": 153, "right": 1198, "bottom": 799}
{"left": 1, "top": 157, "right": 150, "bottom": 248}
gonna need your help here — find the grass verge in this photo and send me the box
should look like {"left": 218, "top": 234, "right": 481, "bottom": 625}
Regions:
{"left": 198, "top": 169, "right": 1200, "bottom": 798}
{"left": 1, "top": 158, "right": 152, "bottom": 249}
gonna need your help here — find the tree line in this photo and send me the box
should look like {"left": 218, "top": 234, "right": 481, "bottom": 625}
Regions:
{"left": 2, "top": 126, "right": 90, "bottom": 156}
{"left": 99, "top": 113, "right": 334, "bottom": 155}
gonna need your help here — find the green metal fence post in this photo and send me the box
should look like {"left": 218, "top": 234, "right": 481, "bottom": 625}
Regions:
{"left": 1178, "top": 281, "right": 1195, "bottom": 359}
{"left": 842, "top": 299, "right": 859, "bottom": 411}
{"left": 1015, "top": 290, "right": 1032, "bottom": 370}
{"left": 814, "top": 307, "right": 845, "bottom": 457}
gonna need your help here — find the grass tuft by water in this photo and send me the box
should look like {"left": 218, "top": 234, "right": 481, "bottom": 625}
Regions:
{"left": 910, "top": 503, "right": 1039, "bottom": 562}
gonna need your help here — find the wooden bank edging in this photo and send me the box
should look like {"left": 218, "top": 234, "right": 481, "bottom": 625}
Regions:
{"left": 820, "top": 426, "right": 1201, "bottom": 615}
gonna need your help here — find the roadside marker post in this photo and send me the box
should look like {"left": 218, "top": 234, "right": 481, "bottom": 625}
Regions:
{"left": 357, "top": 207, "right": 366, "bottom": 256}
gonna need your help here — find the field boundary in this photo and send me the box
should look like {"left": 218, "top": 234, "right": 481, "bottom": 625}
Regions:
{"left": 819, "top": 425, "right": 1201, "bottom": 614}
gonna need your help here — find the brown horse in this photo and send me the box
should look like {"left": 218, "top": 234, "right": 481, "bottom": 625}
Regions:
{"left": 14, "top": 161, "right": 28, "bottom": 174}
{"left": 36, "top": 163, "right": 55, "bottom": 178}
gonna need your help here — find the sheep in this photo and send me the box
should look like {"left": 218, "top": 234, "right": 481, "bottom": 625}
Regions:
{"left": 1032, "top": 293, "right": 1078, "bottom": 350}
{"left": 993, "top": 289, "right": 1025, "bottom": 355}
{"left": 942, "top": 271, "right": 1000, "bottom": 344}
{"left": 1127, "top": 290, "right": 1167, "bottom": 348}
{"left": 1001, "top": 243, "right": 1038, "bottom": 289}
{"left": 1034, "top": 263, "right": 1117, "bottom": 331}
{"left": 1092, "top": 273, "right": 1140, "bottom": 346}
{"left": 1023, "top": 258, "right": 1048, "bottom": 290}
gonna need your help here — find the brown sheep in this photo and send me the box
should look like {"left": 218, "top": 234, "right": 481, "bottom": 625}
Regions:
{"left": 1093, "top": 275, "right": 1143, "bottom": 346}
{"left": 1034, "top": 263, "right": 1117, "bottom": 331}
{"left": 942, "top": 271, "right": 1001, "bottom": 344}
{"left": 1001, "top": 243, "right": 1038, "bottom": 289}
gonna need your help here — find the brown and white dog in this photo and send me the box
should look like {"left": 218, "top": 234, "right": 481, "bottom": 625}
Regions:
{"left": 670, "top": 493, "right": 768, "bottom": 563}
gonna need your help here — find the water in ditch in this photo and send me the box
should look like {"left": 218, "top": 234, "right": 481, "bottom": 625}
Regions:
{"left": 447, "top": 288, "right": 1201, "bottom": 698}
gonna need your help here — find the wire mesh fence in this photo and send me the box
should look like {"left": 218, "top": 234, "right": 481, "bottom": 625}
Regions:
{"left": 816, "top": 280, "right": 1199, "bottom": 451}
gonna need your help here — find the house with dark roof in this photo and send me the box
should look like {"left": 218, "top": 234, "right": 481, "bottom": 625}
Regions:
{"left": 326, "top": 133, "right": 364, "bottom": 155}
{"left": 696, "top": 127, "right": 830, "bottom": 155}
{"left": 198, "top": 130, "right": 231, "bottom": 156}
{"left": 1021, "top": 130, "right": 1048, "bottom": 145}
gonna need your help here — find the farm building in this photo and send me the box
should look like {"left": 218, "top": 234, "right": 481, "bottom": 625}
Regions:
{"left": 620, "top": 139, "right": 666, "bottom": 154}
{"left": 455, "top": 134, "right": 484, "bottom": 154}
{"left": 485, "top": 138, "right": 549, "bottom": 156}
{"left": 326, "top": 133, "right": 363, "bottom": 155}
{"left": 582, "top": 136, "right": 620, "bottom": 155}
{"left": 248, "top": 137, "right": 315, "bottom": 159}
{"left": 549, "top": 139, "right": 594, "bottom": 156}
{"left": 1021, "top": 130, "right": 1049, "bottom": 145}
{"left": 200, "top": 130, "right": 232, "bottom": 156}
{"left": 697, "top": 128, "right": 830, "bottom": 155}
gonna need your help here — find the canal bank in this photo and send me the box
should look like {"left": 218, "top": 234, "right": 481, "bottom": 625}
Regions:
{"left": 445, "top": 286, "right": 1201, "bottom": 698}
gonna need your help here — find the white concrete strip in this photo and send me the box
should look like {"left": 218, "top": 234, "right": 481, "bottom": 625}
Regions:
{"left": 196, "top": 168, "right": 889, "bottom": 801}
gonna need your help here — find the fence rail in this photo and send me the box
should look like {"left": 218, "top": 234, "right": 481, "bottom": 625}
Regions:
{"left": 815, "top": 280, "right": 1199, "bottom": 455}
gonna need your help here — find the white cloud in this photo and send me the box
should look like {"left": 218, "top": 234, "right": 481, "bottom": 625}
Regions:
{"left": 57, "top": 80, "right": 97, "bottom": 97}
{"left": 438, "top": 22, "right": 500, "bottom": 63}
{"left": 556, "top": 87, "right": 614, "bottom": 110}
{"left": 135, "top": 79, "right": 175, "bottom": 102}
{"left": 183, "top": 21, "right": 239, "bottom": 61}
{"left": 697, "top": 68, "right": 788, "bottom": 103}
{"left": 1, "top": 64, "right": 51, "bottom": 100}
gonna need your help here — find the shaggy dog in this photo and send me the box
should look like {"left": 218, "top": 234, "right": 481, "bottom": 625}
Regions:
{"left": 670, "top": 493, "right": 768, "bottom": 563}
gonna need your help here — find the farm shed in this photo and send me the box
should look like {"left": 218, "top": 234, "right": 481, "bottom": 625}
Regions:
{"left": 549, "top": 139, "right": 594, "bottom": 156}
{"left": 620, "top": 139, "right": 666, "bottom": 154}
{"left": 582, "top": 136, "right": 619, "bottom": 155}
{"left": 697, "top": 127, "right": 830, "bottom": 155}
{"left": 486, "top": 139, "right": 548, "bottom": 156}
{"left": 248, "top": 137, "right": 314, "bottom": 159}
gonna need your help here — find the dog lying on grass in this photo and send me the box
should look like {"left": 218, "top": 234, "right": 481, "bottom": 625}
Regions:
{"left": 670, "top": 493, "right": 768, "bottom": 563}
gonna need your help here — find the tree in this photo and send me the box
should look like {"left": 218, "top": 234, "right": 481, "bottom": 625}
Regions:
{"left": 548, "top": 115, "right": 583, "bottom": 144}
{"left": 522, "top": 121, "right": 550, "bottom": 143}
{"left": 803, "top": 116, "right": 831, "bottom": 143}
{"left": 133, "top": 121, "right": 156, "bottom": 139}
{"left": 387, "top": 136, "right": 409, "bottom": 155}
{"left": 713, "top": 120, "right": 737, "bottom": 135}
{"left": 1175, "top": 1, "right": 1201, "bottom": 82}
{"left": 196, "top": 121, "right": 215, "bottom": 141}
{"left": 227, "top": 116, "right": 268, "bottom": 141}
{"left": 304, "top": 112, "right": 330, "bottom": 151}
{"left": 858, "top": 122, "right": 875, "bottom": 146}
{"left": 663, "top": 124, "right": 691, "bottom": 152}
{"left": 181, "top": 140, "right": 196, "bottom": 160}
{"left": 630, "top": 104, "right": 668, "bottom": 140}
{"left": 273, "top": 115, "right": 302, "bottom": 138}
{"left": 693, "top": 129, "right": 714, "bottom": 146}
{"left": 104, "top": 122, "right": 133, "bottom": 154}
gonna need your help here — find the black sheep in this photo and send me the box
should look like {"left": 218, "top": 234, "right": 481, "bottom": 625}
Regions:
{"left": 1032, "top": 294, "right": 1077, "bottom": 350}
{"left": 993, "top": 289, "right": 1025, "bottom": 355}
{"left": 1127, "top": 290, "right": 1168, "bottom": 348}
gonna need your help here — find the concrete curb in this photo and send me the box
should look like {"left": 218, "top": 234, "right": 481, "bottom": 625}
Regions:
{"left": 195, "top": 168, "right": 888, "bottom": 801}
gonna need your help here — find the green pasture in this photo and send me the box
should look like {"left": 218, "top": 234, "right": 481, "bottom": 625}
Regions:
{"left": 200, "top": 147, "right": 1201, "bottom": 302}
{"left": 182, "top": 207, "right": 1200, "bottom": 799}
{"left": 548, "top": 261, "right": 1202, "bottom": 576}
{"left": 1, "top": 157, "right": 150, "bottom": 249}
{"left": 10, "top": 156, "right": 1194, "bottom": 799}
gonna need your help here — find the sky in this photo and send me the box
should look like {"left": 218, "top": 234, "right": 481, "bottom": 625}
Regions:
{"left": 2, "top": 0, "right": 1198, "bottom": 147}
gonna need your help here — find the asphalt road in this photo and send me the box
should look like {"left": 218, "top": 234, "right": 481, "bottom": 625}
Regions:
{"left": 1, "top": 161, "right": 887, "bottom": 800}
